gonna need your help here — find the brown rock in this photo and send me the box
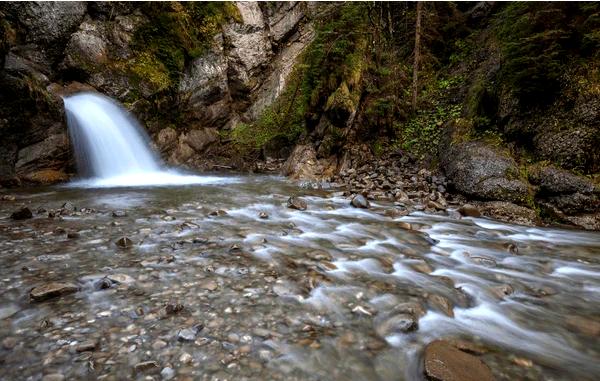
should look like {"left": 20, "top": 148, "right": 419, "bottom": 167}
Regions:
{"left": 76, "top": 340, "right": 98, "bottom": 352}
{"left": 566, "top": 315, "right": 600, "bottom": 337}
{"left": 424, "top": 340, "right": 495, "bottom": 381}
{"left": 11, "top": 207, "right": 33, "bottom": 220}
{"left": 287, "top": 196, "right": 307, "bottom": 211}
{"left": 134, "top": 361, "right": 159, "bottom": 374}
{"left": 115, "top": 236, "right": 133, "bottom": 248}
{"left": 30, "top": 282, "right": 79, "bottom": 302}
{"left": 21, "top": 169, "right": 69, "bottom": 184}
{"left": 458, "top": 204, "right": 481, "bottom": 217}
{"left": 427, "top": 294, "right": 454, "bottom": 317}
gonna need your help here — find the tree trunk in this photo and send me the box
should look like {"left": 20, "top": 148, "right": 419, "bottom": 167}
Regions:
{"left": 412, "top": 1, "right": 423, "bottom": 112}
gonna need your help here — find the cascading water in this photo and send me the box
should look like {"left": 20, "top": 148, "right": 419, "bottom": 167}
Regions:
{"left": 63, "top": 92, "right": 237, "bottom": 187}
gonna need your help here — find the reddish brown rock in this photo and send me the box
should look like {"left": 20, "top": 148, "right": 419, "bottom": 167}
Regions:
{"left": 424, "top": 340, "right": 495, "bottom": 381}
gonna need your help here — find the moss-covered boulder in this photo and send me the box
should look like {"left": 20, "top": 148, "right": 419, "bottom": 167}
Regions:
{"left": 441, "top": 141, "right": 530, "bottom": 204}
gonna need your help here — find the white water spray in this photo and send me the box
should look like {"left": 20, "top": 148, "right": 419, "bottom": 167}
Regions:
{"left": 63, "top": 92, "right": 237, "bottom": 187}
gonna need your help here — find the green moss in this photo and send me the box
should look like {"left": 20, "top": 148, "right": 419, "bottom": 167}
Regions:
{"left": 129, "top": 52, "right": 172, "bottom": 92}
{"left": 131, "top": 2, "right": 239, "bottom": 90}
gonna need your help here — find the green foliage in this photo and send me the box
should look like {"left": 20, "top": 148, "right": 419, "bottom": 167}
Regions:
{"left": 496, "top": 2, "right": 600, "bottom": 106}
{"left": 129, "top": 52, "right": 171, "bottom": 92}
{"left": 395, "top": 104, "right": 462, "bottom": 158}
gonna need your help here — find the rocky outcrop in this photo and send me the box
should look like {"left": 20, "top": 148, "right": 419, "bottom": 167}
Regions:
{"left": 0, "top": 2, "right": 314, "bottom": 184}
{"left": 441, "top": 141, "right": 530, "bottom": 205}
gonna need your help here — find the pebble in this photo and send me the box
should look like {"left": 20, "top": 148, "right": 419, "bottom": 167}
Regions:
{"left": 258, "top": 211, "right": 269, "bottom": 219}
{"left": 152, "top": 340, "right": 167, "bottom": 350}
{"left": 161, "top": 367, "right": 175, "bottom": 380}
{"left": 75, "top": 340, "right": 98, "bottom": 352}
{"left": 199, "top": 280, "right": 218, "bottom": 291}
{"left": 115, "top": 236, "right": 133, "bottom": 249}
{"left": 134, "top": 361, "right": 159, "bottom": 374}
{"left": 42, "top": 374, "right": 65, "bottom": 381}
{"left": 350, "top": 194, "right": 370, "bottom": 209}
{"left": 177, "top": 328, "right": 197, "bottom": 342}
{"left": 179, "top": 352, "right": 193, "bottom": 364}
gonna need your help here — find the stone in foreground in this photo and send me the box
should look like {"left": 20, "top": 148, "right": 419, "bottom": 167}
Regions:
{"left": 424, "top": 340, "right": 495, "bottom": 381}
{"left": 287, "top": 196, "right": 307, "bottom": 210}
{"left": 351, "top": 194, "right": 370, "bottom": 209}
{"left": 30, "top": 282, "right": 79, "bottom": 302}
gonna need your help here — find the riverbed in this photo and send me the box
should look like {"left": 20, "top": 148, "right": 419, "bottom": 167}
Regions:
{"left": 1, "top": 175, "right": 599, "bottom": 380}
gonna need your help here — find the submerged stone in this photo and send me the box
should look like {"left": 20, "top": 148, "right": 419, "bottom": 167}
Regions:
{"left": 11, "top": 207, "right": 32, "bottom": 220}
{"left": 115, "top": 236, "right": 133, "bottom": 248}
{"left": 30, "top": 282, "right": 79, "bottom": 302}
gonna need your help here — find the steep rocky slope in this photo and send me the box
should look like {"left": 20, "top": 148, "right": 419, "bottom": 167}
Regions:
{"left": 0, "top": 1, "right": 314, "bottom": 184}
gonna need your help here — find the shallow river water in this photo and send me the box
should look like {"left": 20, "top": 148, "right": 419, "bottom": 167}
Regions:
{"left": 0, "top": 175, "right": 599, "bottom": 381}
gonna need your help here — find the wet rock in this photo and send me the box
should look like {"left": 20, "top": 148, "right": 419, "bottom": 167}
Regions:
{"left": 427, "top": 201, "right": 445, "bottom": 211}
{"left": 441, "top": 141, "right": 529, "bottom": 204}
{"left": 134, "top": 361, "right": 160, "bottom": 374}
{"left": 259, "top": 211, "right": 269, "bottom": 219}
{"left": 66, "top": 230, "right": 80, "bottom": 239}
{"left": 2, "top": 337, "right": 17, "bottom": 350}
{"left": 208, "top": 209, "right": 228, "bottom": 216}
{"left": 424, "top": 340, "right": 495, "bottom": 381}
{"left": 107, "top": 273, "right": 135, "bottom": 285}
{"left": 374, "top": 313, "right": 418, "bottom": 338}
{"left": 112, "top": 210, "right": 127, "bottom": 217}
{"left": 164, "top": 300, "right": 184, "bottom": 315}
{"left": 179, "top": 352, "right": 193, "bottom": 364}
{"left": 1, "top": 195, "right": 16, "bottom": 201}
{"left": 351, "top": 194, "right": 370, "bottom": 209}
{"left": 11, "top": 207, "right": 33, "bottom": 220}
{"left": 94, "top": 277, "right": 113, "bottom": 290}
{"left": 427, "top": 294, "right": 454, "bottom": 317}
{"left": 410, "top": 259, "right": 433, "bottom": 274}
{"left": 76, "top": 340, "right": 98, "bottom": 352}
{"left": 398, "top": 222, "right": 412, "bottom": 230}
{"left": 287, "top": 196, "right": 307, "bottom": 210}
{"left": 490, "top": 284, "right": 514, "bottom": 299}
{"left": 30, "top": 282, "right": 79, "bottom": 302}
{"left": 177, "top": 328, "right": 198, "bottom": 342}
{"left": 384, "top": 208, "right": 409, "bottom": 218}
{"left": 161, "top": 367, "right": 175, "bottom": 380}
{"left": 304, "top": 250, "right": 332, "bottom": 261}
{"left": 115, "top": 236, "right": 133, "bottom": 249}
{"left": 566, "top": 316, "right": 600, "bottom": 337}
{"left": 199, "top": 279, "right": 218, "bottom": 291}
{"left": 475, "top": 201, "right": 537, "bottom": 226}
{"left": 458, "top": 204, "right": 481, "bottom": 217}
{"left": 41, "top": 374, "right": 65, "bottom": 381}
{"left": 152, "top": 340, "right": 167, "bottom": 350}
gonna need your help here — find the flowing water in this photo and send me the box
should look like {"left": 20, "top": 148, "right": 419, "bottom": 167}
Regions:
{"left": 1, "top": 178, "right": 599, "bottom": 380}
{"left": 63, "top": 92, "right": 232, "bottom": 188}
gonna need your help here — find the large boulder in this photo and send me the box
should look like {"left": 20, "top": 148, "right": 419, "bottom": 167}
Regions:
{"left": 528, "top": 165, "right": 595, "bottom": 196}
{"left": 63, "top": 20, "right": 108, "bottom": 72}
{"left": 534, "top": 126, "right": 599, "bottom": 173}
{"left": 441, "top": 141, "right": 530, "bottom": 204}
{"left": 3, "top": 2, "right": 86, "bottom": 44}
{"left": 184, "top": 128, "right": 219, "bottom": 153}
{"left": 14, "top": 132, "right": 70, "bottom": 176}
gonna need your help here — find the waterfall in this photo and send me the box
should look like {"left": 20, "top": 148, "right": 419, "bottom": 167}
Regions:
{"left": 63, "top": 92, "right": 236, "bottom": 187}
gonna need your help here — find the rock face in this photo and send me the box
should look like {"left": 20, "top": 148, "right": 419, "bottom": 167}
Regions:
{"left": 0, "top": 2, "right": 314, "bottom": 183}
{"left": 442, "top": 141, "right": 529, "bottom": 205}
{"left": 424, "top": 340, "right": 495, "bottom": 381}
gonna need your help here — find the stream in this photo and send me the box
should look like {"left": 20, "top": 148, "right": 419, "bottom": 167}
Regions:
{"left": 1, "top": 175, "right": 599, "bottom": 380}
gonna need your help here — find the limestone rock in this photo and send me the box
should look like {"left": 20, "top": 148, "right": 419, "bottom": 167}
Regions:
{"left": 424, "top": 340, "right": 495, "bottom": 381}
